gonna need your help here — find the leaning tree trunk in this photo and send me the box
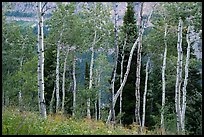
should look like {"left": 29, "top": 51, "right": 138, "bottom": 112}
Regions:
{"left": 175, "top": 17, "right": 183, "bottom": 134}
{"left": 109, "top": 2, "right": 119, "bottom": 125}
{"left": 135, "top": 2, "right": 144, "bottom": 129}
{"left": 161, "top": 22, "right": 168, "bottom": 134}
{"left": 106, "top": 3, "right": 145, "bottom": 123}
{"left": 180, "top": 25, "right": 192, "bottom": 134}
{"left": 37, "top": 2, "right": 47, "bottom": 118}
{"left": 72, "top": 54, "right": 77, "bottom": 117}
{"left": 62, "top": 47, "right": 69, "bottom": 114}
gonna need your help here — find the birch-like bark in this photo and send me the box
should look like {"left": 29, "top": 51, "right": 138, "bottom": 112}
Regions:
{"left": 56, "top": 25, "right": 64, "bottom": 113}
{"left": 135, "top": 2, "right": 144, "bottom": 127}
{"left": 37, "top": 3, "right": 41, "bottom": 113}
{"left": 72, "top": 54, "right": 76, "bottom": 117}
{"left": 119, "top": 34, "right": 127, "bottom": 125}
{"left": 141, "top": 57, "right": 150, "bottom": 133}
{"left": 37, "top": 2, "right": 47, "bottom": 118}
{"left": 161, "top": 22, "right": 168, "bottom": 133}
{"left": 62, "top": 47, "right": 69, "bottom": 114}
{"left": 107, "top": 3, "right": 145, "bottom": 123}
{"left": 175, "top": 17, "right": 183, "bottom": 133}
{"left": 181, "top": 25, "right": 191, "bottom": 134}
{"left": 109, "top": 2, "right": 119, "bottom": 125}
{"left": 87, "top": 29, "right": 96, "bottom": 119}
{"left": 106, "top": 36, "right": 140, "bottom": 123}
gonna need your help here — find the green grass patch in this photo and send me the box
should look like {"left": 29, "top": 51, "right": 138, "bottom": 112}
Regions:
{"left": 2, "top": 107, "right": 137, "bottom": 135}
{"left": 2, "top": 107, "right": 177, "bottom": 135}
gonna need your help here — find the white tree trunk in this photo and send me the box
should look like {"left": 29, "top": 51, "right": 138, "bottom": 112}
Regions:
{"left": 135, "top": 2, "right": 144, "bottom": 127}
{"left": 119, "top": 34, "right": 127, "bottom": 125}
{"left": 161, "top": 22, "right": 168, "bottom": 133}
{"left": 109, "top": 2, "right": 119, "bottom": 125}
{"left": 62, "top": 47, "right": 69, "bottom": 114}
{"left": 87, "top": 29, "right": 96, "bottom": 119}
{"left": 181, "top": 25, "right": 191, "bottom": 134}
{"left": 142, "top": 57, "right": 150, "bottom": 133}
{"left": 55, "top": 39, "right": 60, "bottom": 113}
{"left": 37, "top": 2, "right": 47, "bottom": 118}
{"left": 175, "top": 17, "right": 183, "bottom": 133}
{"left": 72, "top": 54, "right": 76, "bottom": 117}
{"left": 55, "top": 26, "right": 64, "bottom": 113}
{"left": 106, "top": 36, "right": 140, "bottom": 123}
{"left": 106, "top": 2, "right": 146, "bottom": 123}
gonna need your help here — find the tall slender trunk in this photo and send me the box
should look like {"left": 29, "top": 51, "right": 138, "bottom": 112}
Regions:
{"left": 161, "top": 22, "right": 168, "bottom": 134}
{"left": 72, "top": 54, "right": 76, "bottom": 117}
{"left": 109, "top": 2, "right": 119, "bottom": 125}
{"left": 56, "top": 26, "right": 65, "bottom": 113}
{"left": 135, "top": 2, "right": 144, "bottom": 128}
{"left": 175, "top": 17, "right": 183, "bottom": 134}
{"left": 49, "top": 86, "right": 55, "bottom": 114}
{"left": 119, "top": 34, "right": 127, "bottom": 125}
{"left": 55, "top": 39, "right": 60, "bottom": 113}
{"left": 181, "top": 25, "right": 191, "bottom": 134}
{"left": 106, "top": 37, "right": 140, "bottom": 123}
{"left": 37, "top": 2, "right": 46, "bottom": 118}
{"left": 107, "top": 3, "right": 145, "bottom": 123}
{"left": 87, "top": 30, "right": 96, "bottom": 119}
{"left": 62, "top": 47, "right": 69, "bottom": 114}
{"left": 141, "top": 57, "right": 150, "bottom": 133}
{"left": 95, "top": 94, "right": 98, "bottom": 120}
{"left": 98, "top": 72, "right": 101, "bottom": 120}
{"left": 19, "top": 57, "right": 24, "bottom": 112}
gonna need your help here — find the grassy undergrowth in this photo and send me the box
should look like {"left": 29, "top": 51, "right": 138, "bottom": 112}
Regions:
{"left": 2, "top": 107, "right": 176, "bottom": 135}
{"left": 2, "top": 107, "right": 138, "bottom": 135}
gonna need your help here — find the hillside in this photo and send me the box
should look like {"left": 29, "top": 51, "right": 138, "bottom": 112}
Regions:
{"left": 3, "top": 107, "right": 155, "bottom": 135}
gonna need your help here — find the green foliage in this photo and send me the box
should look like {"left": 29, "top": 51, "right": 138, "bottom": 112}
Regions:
{"left": 2, "top": 107, "right": 138, "bottom": 135}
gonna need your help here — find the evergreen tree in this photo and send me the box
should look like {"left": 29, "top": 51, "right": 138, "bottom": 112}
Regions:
{"left": 114, "top": 2, "right": 139, "bottom": 125}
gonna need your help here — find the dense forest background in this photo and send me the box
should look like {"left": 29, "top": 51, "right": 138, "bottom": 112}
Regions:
{"left": 2, "top": 2, "right": 202, "bottom": 135}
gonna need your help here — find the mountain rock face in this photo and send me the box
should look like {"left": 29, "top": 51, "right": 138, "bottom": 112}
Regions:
{"left": 4, "top": 2, "right": 154, "bottom": 25}
{"left": 3, "top": 2, "right": 202, "bottom": 60}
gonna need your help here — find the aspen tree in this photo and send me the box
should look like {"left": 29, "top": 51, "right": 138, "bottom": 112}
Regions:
{"left": 181, "top": 24, "right": 194, "bottom": 134}
{"left": 175, "top": 17, "right": 183, "bottom": 133}
{"left": 107, "top": 2, "right": 144, "bottom": 123}
{"left": 109, "top": 2, "right": 119, "bottom": 125}
{"left": 141, "top": 57, "right": 150, "bottom": 134}
{"left": 119, "top": 35, "right": 127, "bottom": 125}
{"left": 55, "top": 27, "right": 64, "bottom": 113}
{"left": 135, "top": 2, "right": 144, "bottom": 127}
{"left": 62, "top": 46, "right": 69, "bottom": 114}
{"left": 161, "top": 22, "right": 168, "bottom": 134}
{"left": 37, "top": 2, "right": 47, "bottom": 118}
{"left": 72, "top": 54, "right": 77, "bottom": 117}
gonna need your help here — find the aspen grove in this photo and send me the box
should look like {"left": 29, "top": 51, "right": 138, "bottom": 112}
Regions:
{"left": 2, "top": 2, "right": 202, "bottom": 135}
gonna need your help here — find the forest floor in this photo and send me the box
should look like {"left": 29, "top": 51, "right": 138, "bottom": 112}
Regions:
{"left": 2, "top": 107, "right": 167, "bottom": 135}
